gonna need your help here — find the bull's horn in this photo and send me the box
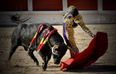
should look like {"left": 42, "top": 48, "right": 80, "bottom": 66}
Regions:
{"left": 67, "top": 46, "right": 75, "bottom": 55}
{"left": 52, "top": 45, "right": 59, "bottom": 55}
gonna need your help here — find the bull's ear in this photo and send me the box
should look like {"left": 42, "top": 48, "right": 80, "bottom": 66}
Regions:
{"left": 52, "top": 45, "right": 58, "bottom": 55}
{"left": 52, "top": 45, "right": 58, "bottom": 50}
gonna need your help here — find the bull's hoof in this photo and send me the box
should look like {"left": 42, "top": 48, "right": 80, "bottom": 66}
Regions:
{"left": 42, "top": 69, "right": 46, "bottom": 71}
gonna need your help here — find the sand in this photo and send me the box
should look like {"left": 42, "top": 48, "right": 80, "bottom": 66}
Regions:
{"left": 0, "top": 24, "right": 116, "bottom": 74}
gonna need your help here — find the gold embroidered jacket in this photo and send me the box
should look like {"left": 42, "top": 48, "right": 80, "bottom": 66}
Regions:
{"left": 63, "top": 13, "right": 93, "bottom": 36}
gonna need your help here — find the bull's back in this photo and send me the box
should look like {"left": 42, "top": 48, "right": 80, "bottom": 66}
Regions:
{"left": 19, "top": 24, "right": 41, "bottom": 45}
{"left": 11, "top": 24, "right": 27, "bottom": 45}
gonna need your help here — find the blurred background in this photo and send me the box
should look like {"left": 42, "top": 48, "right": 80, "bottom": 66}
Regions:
{"left": 0, "top": 0, "right": 116, "bottom": 25}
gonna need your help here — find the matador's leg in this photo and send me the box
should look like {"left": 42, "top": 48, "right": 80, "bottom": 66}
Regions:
{"left": 66, "top": 28, "right": 79, "bottom": 52}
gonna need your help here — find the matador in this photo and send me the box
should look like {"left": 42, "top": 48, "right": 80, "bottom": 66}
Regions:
{"left": 63, "top": 5, "right": 95, "bottom": 55}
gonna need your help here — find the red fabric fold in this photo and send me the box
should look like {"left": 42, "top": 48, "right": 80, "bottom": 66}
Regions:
{"left": 60, "top": 32, "right": 108, "bottom": 70}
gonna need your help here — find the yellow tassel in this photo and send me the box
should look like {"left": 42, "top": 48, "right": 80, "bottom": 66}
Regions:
{"left": 34, "top": 32, "right": 38, "bottom": 38}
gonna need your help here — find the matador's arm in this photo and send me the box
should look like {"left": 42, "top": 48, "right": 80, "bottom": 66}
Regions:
{"left": 75, "top": 15, "right": 95, "bottom": 37}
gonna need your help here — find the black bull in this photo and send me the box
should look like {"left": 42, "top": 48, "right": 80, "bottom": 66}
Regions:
{"left": 7, "top": 24, "right": 74, "bottom": 70}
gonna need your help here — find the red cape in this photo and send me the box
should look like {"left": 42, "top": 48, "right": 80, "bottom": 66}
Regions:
{"left": 60, "top": 32, "right": 108, "bottom": 70}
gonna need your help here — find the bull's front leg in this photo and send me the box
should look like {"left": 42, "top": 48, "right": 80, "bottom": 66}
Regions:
{"left": 28, "top": 49, "right": 39, "bottom": 65}
{"left": 39, "top": 51, "right": 51, "bottom": 71}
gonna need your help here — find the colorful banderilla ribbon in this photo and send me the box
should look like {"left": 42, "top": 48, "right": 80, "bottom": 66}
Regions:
{"left": 37, "top": 26, "right": 51, "bottom": 50}
{"left": 29, "top": 24, "right": 44, "bottom": 48}
{"left": 38, "top": 27, "right": 57, "bottom": 50}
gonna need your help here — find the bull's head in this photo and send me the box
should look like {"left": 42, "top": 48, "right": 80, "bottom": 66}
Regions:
{"left": 52, "top": 43, "right": 75, "bottom": 64}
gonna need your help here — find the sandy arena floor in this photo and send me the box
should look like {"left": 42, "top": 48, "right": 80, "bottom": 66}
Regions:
{"left": 0, "top": 24, "right": 116, "bottom": 74}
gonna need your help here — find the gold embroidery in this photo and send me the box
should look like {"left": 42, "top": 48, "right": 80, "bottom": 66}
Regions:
{"left": 74, "top": 15, "right": 83, "bottom": 23}
{"left": 63, "top": 5, "right": 94, "bottom": 49}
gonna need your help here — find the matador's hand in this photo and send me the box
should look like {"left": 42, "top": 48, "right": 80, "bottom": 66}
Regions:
{"left": 91, "top": 34, "right": 96, "bottom": 38}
